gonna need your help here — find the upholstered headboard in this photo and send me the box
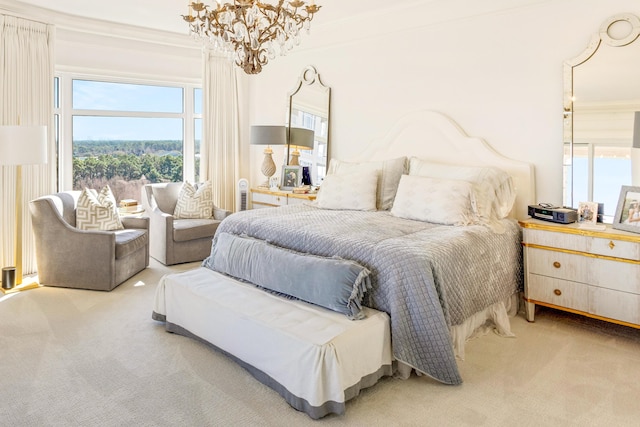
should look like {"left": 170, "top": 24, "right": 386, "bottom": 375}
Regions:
{"left": 354, "top": 110, "right": 535, "bottom": 220}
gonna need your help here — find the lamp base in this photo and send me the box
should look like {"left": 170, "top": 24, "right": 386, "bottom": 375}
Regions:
{"left": 1, "top": 281, "right": 40, "bottom": 295}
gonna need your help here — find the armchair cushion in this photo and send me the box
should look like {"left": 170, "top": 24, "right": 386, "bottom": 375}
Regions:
{"left": 173, "top": 218, "right": 221, "bottom": 242}
{"left": 174, "top": 181, "right": 213, "bottom": 219}
{"left": 115, "top": 228, "right": 150, "bottom": 259}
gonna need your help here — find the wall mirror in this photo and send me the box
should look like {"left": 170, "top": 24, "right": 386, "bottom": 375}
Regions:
{"left": 564, "top": 13, "right": 640, "bottom": 220}
{"left": 287, "top": 65, "right": 331, "bottom": 186}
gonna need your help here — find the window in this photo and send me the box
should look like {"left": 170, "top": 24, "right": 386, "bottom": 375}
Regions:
{"left": 55, "top": 75, "right": 201, "bottom": 202}
{"left": 568, "top": 143, "right": 631, "bottom": 219}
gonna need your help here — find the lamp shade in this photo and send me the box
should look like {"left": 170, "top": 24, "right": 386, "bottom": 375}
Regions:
{"left": 633, "top": 112, "right": 640, "bottom": 149}
{"left": 0, "top": 125, "right": 48, "bottom": 165}
{"left": 250, "top": 125, "right": 287, "bottom": 146}
{"left": 288, "top": 127, "right": 314, "bottom": 150}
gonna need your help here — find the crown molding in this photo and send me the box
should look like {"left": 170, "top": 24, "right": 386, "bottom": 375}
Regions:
{"left": 0, "top": 0, "right": 197, "bottom": 50}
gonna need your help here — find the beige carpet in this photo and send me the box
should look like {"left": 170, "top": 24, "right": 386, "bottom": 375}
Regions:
{"left": 1, "top": 259, "right": 639, "bottom": 426}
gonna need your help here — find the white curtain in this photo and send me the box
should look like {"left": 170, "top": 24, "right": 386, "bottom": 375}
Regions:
{"left": 1, "top": 15, "right": 55, "bottom": 276}
{"left": 201, "top": 50, "right": 241, "bottom": 212}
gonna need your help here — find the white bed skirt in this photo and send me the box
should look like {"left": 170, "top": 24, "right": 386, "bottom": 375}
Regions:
{"left": 152, "top": 267, "right": 393, "bottom": 419}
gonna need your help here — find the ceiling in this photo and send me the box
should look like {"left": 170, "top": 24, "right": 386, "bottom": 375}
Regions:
{"left": 13, "top": 0, "right": 424, "bottom": 35}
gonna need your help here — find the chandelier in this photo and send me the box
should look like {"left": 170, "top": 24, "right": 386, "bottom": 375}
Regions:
{"left": 183, "top": 1, "right": 321, "bottom": 74}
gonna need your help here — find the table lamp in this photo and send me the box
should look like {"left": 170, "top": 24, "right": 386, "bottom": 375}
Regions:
{"left": 0, "top": 125, "right": 47, "bottom": 293}
{"left": 250, "top": 125, "right": 286, "bottom": 188}
{"left": 287, "top": 127, "right": 314, "bottom": 166}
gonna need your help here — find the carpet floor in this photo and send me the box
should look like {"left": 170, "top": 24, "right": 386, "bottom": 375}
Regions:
{"left": 1, "top": 259, "right": 639, "bottom": 426}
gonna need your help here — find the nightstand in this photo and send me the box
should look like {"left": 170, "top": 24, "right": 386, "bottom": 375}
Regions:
{"left": 250, "top": 188, "right": 316, "bottom": 209}
{"left": 519, "top": 218, "right": 640, "bottom": 329}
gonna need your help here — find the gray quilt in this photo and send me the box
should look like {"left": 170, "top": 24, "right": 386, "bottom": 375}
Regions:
{"left": 203, "top": 204, "right": 522, "bottom": 385}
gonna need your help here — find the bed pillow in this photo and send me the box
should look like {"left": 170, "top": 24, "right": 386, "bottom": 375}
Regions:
{"left": 408, "top": 157, "right": 516, "bottom": 220}
{"left": 390, "top": 175, "right": 477, "bottom": 225}
{"left": 206, "top": 232, "right": 372, "bottom": 319}
{"left": 76, "top": 186, "right": 124, "bottom": 231}
{"left": 315, "top": 170, "right": 378, "bottom": 211}
{"left": 174, "top": 181, "right": 213, "bottom": 219}
{"left": 327, "top": 156, "right": 406, "bottom": 210}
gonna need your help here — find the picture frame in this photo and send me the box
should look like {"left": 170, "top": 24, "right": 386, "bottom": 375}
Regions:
{"left": 577, "top": 201, "right": 598, "bottom": 225}
{"left": 612, "top": 185, "right": 640, "bottom": 233}
{"left": 281, "top": 165, "right": 302, "bottom": 190}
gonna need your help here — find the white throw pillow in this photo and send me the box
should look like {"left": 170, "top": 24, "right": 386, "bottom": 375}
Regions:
{"left": 390, "top": 175, "right": 477, "bottom": 225}
{"left": 327, "top": 157, "right": 406, "bottom": 210}
{"left": 174, "top": 181, "right": 213, "bottom": 219}
{"left": 316, "top": 170, "right": 378, "bottom": 211}
{"left": 408, "top": 157, "right": 516, "bottom": 220}
{"left": 76, "top": 186, "right": 124, "bottom": 231}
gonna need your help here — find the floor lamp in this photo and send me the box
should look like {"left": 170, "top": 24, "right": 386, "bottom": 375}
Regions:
{"left": 0, "top": 125, "right": 48, "bottom": 294}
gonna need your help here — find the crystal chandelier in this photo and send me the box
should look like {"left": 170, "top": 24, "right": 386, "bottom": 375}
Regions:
{"left": 183, "top": 1, "right": 321, "bottom": 74}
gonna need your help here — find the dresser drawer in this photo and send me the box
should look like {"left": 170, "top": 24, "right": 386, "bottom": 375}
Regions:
{"left": 526, "top": 247, "right": 640, "bottom": 294}
{"left": 526, "top": 274, "right": 590, "bottom": 313}
{"left": 590, "top": 287, "right": 640, "bottom": 325}
{"left": 524, "top": 228, "right": 640, "bottom": 261}
{"left": 252, "top": 192, "right": 287, "bottom": 207}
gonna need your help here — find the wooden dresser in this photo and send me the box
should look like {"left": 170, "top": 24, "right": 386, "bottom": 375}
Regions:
{"left": 250, "top": 188, "right": 316, "bottom": 209}
{"left": 519, "top": 218, "right": 640, "bottom": 329}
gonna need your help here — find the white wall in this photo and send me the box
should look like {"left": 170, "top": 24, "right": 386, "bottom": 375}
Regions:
{"left": 247, "top": 0, "right": 640, "bottom": 209}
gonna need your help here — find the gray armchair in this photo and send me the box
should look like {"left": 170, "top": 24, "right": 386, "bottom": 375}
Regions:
{"left": 141, "top": 182, "right": 231, "bottom": 265}
{"left": 29, "top": 191, "right": 149, "bottom": 291}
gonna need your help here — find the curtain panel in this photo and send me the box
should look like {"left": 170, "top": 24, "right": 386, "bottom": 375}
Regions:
{"left": 1, "top": 15, "right": 55, "bottom": 276}
{"left": 201, "top": 51, "right": 241, "bottom": 212}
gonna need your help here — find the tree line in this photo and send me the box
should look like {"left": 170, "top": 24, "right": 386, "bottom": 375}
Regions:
{"left": 72, "top": 140, "right": 190, "bottom": 190}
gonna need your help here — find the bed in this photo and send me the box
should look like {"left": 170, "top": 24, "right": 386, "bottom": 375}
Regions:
{"left": 153, "top": 110, "right": 535, "bottom": 417}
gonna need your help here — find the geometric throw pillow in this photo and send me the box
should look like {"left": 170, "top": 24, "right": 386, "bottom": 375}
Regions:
{"left": 173, "top": 181, "right": 213, "bottom": 219}
{"left": 390, "top": 175, "right": 477, "bottom": 225}
{"left": 76, "top": 186, "right": 124, "bottom": 231}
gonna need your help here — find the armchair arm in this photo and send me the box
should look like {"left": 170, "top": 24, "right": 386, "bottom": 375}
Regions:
{"left": 121, "top": 216, "right": 149, "bottom": 230}
{"left": 213, "top": 206, "right": 232, "bottom": 220}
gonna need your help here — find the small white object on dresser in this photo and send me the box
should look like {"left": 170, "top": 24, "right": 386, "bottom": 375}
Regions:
{"left": 520, "top": 218, "right": 640, "bottom": 329}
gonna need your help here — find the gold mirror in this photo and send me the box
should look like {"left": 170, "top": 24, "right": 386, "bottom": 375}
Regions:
{"left": 564, "top": 13, "right": 640, "bottom": 219}
{"left": 287, "top": 66, "right": 331, "bottom": 186}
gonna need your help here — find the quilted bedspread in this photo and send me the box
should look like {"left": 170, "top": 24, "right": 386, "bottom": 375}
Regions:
{"left": 204, "top": 204, "right": 522, "bottom": 385}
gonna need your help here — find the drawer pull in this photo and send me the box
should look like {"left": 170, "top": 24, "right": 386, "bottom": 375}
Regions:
{"left": 609, "top": 241, "right": 615, "bottom": 250}
{"left": 554, "top": 289, "right": 562, "bottom": 296}
{"left": 553, "top": 261, "right": 561, "bottom": 269}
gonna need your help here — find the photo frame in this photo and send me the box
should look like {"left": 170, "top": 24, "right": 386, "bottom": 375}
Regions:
{"left": 577, "top": 201, "right": 598, "bottom": 225}
{"left": 281, "top": 165, "right": 302, "bottom": 190}
{"left": 612, "top": 185, "right": 640, "bottom": 233}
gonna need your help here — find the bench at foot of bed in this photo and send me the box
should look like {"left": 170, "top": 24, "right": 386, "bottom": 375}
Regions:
{"left": 152, "top": 267, "right": 393, "bottom": 419}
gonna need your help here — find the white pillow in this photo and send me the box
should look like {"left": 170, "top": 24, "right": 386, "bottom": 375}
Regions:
{"left": 174, "top": 181, "right": 213, "bottom": 219}
{"left": 391, "top": 175, "right": 477, "bottom": 225}
{"left": 408, "top": 157, "right": 516, "bottom": 220}
{"left": 327, "top": 157, "right": 406, "bottom": 210}
{"left": 76, "top": 186, "right": 124, "bottom": 231}
{"left": 316, "top": 170, "right": 378, "bottom": 211}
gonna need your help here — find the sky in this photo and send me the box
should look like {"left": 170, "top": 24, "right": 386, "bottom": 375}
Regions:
{"left": 71, "top": 80, "right": 201, "bottom": 141}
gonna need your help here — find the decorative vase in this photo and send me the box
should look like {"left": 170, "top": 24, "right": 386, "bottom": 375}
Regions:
{"left": 301, "top": 166, "right": 312, "bottom": 186}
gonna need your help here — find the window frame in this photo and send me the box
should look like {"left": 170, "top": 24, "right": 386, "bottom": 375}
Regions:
{"left": 55, "top": 72, "right": 202, "bottom": 190}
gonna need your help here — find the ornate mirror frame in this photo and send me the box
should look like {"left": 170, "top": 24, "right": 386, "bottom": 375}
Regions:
{"left": 563, "top": 13, "right": 640, "bottom": 213}
{"left": 287, "top": 65, "right": 331, "bottom": 186}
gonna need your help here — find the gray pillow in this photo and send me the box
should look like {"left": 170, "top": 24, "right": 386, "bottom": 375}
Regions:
{"left": 204, "top": 232, "right": 371, "bottom": 319}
